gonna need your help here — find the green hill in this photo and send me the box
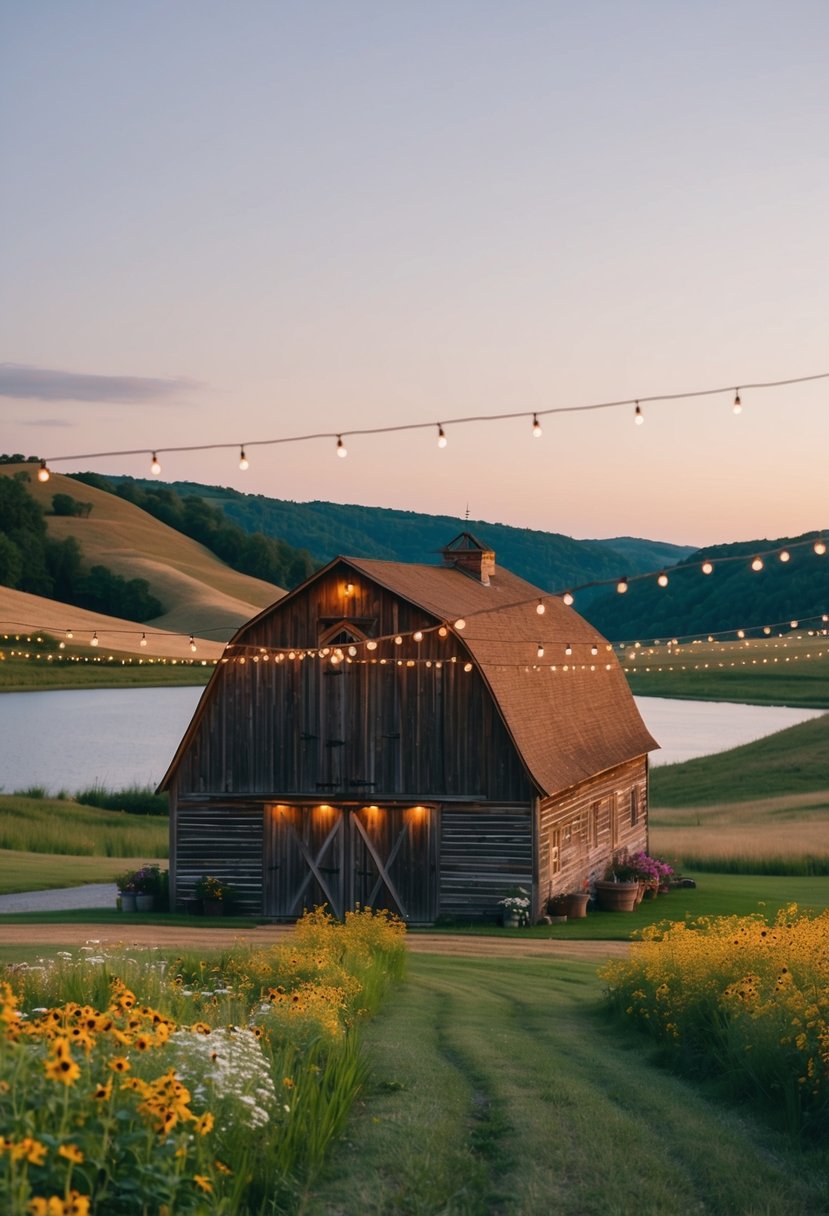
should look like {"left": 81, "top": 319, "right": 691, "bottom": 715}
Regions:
{"left": 108, "top": 477, "right": 695, "bottom": 594}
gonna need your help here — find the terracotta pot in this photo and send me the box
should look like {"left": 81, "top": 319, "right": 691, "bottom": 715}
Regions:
{"left": 120, "top": 892, "right": 137, "bottom": 913}
{"left": 594, "top": 881, "right": 639, "bottom": 912}
{"left": 564, "top": 892, "right": 590, "bottom": 919}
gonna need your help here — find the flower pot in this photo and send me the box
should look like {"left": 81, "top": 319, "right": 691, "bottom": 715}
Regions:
{"left": 203, "top": 898, "right": 224, "bottom": 917}
{"left": 503, "top": 911, "right": 519, "bottom": 928}
{"left": 183, "top": 897, "right": 203, "bottom": 916}
{"left": 120, "top": 892, "right": 137, "bottom": 913}
{"left": 564, "top": 892, "right": 590, "bottom": 919}
{"left": 135, "top": 894, "right": 155, "bottom": 913}
{"left": 594, "top": 881, "right": 639, "bottom": 912}
{"left": 546, "top": 895, "right": 569, "bottom": 918}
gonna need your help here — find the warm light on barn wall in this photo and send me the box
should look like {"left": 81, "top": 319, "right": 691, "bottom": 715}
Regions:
{"left": 344, "top": 582, "right": 355, "bottom": 595}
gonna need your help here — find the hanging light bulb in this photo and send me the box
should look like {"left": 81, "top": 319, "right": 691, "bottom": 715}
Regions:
{"left": 366, "top": 639, "right": 378, "bottom": 651}
{"left": 239, "top": 447, "right": 249, "bottom": 471}
{"left": 763, "top": 625, "right": 772, "bottom": 635}
{"left": 463, "top": 662, "right": 473, "bottom": 673}
{"left": 737, "top": 629, "right": 746, "bottom": 639}
{"left": 336, "top": 435, "right": 347, "bottom": 458}
{"left": 657, "top": 572, "right": 669, "bottom": 588}
{"left": 634, "top": 402, "right": 644, "bottom": 425}
{"left": 65, "top": 629, "right": 73, "bottom": 640}
{"left": 814, "top": 539, "right": 827, "bottom": 555}
{"left": 454, "top": 618, "right": 466, "bottom": 630}
{"left": 537, "top": 643, "right": 545, "bottom": 658}
{"left": 779, "top": 550, "right": 790, "bottom": 563}
{"left": 189, "top": 635, "right": 197, "bottom": 652}
{"left": 532, "top": 414, "right": 542, "bottom": 438}
{"left": 394, "top": 635, "right": 403, "bottom": 646}
{"left": 701, "top": 560, "right": 714, "bottom": 575}
{"left": 591, "top": 644, "right": 599, "bottom": 656}
{"left": 536, "top": 599, "right": 546, "bottom": 615}
{"left": 150, "top": 452, "right": 162, "bottom": 475}
{"left": 565, "top": 643, "right": 573, "bottom": 656}
{"left": 562, "top": 591, "right": 574, "bottom": 607}
{"left": 91, "top": 632, "right": 99, "bottom": 647}
{"left": 751, "top": 556, "right": 764, "bottom": 572}
{"left": 413, "top": 630, "right": 424, "bottom": 642}
{"left": 790, "top": 620, "right": 799, "bottom": 629}
{"left": 617, "top": 577, "right": 629, "bottom": 594}
{"left": 37, "top": 459, "right": 51, "bottom": 483}
{"left": 437, "top": 424, "right": 447, "bottom": 448}
{"left": 733, "top": 389, "right": 742, "bottom": 415}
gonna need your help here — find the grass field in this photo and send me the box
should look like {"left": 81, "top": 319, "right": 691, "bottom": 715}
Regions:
{"left": 0, "top": 850, "right": 166, "bottom": 895}
{"left": 304, "top": 953, "right": 829, "bottom": 1215}
{"left": 0, "top": 793, "right": 169, "bottom": 867}
{"left": 0, "top": 648, "right": 213, "bottom": 691}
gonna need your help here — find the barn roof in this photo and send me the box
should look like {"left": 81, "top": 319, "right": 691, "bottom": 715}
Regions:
{"left": 160, "top": 549, "right": 658, "bottom": 797}
{"left": 343, "top": 556, "right": 658, "bottom": 795}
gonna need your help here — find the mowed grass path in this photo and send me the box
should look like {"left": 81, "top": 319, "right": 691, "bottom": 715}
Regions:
{"left": 305, "top": 954, "right": 829, "bottom": 1216}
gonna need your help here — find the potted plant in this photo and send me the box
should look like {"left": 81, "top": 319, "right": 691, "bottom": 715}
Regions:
{"left": 195, "top": 874, "right": 236, "bottom": 916}
{"left": 115, "top": 864, "right": 165, "bottom": 912}
{"left": 594, "top": 853, "right": 640, "bottom": 912}
{"left": 498, "top": 886, "right": 531, "bottom": 927}
{"left": 115, "top": 869, "right": 137, "bottom": 913}
{"left": 564, "top": 879, "right": 590, "bottom": 919}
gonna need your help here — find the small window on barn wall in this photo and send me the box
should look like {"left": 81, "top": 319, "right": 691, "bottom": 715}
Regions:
{"left": 550, "top": 829, "right": 561, "bottom": 876}
{"left": 589, "top": 801, "right": 599, "bottom": 848}
{"left": 630, "top": 786, "right": 639, "bottom": 826}
{"left": 610, "top": 793, "right": 619, "bottom": 850}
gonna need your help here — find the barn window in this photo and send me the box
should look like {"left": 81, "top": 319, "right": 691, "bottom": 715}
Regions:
{"left": 318, "top": 621, "right": 370, "bottom": 647}
{"left": 610, "top": 793, "right": 619, "bottom": 849}
{"left": 630, "top": 787, "right": 639, "bottom": 826}
{"left": 550, "top": 829, "right": 561, "bottom": 876}
{"left": 589, "top": 801, "right": 599, "bottom": 847}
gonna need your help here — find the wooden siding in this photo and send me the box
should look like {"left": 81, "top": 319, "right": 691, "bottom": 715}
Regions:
{"left": 537, "top": 757, "right": 648, "bottom": 914}
{"left": 174, "top": 565, "right": 533, "bottom": 805}
{"left": 175, "top": 803, "right": 263, "bottom": 914}
{"left": 439, "top": 804, "right": 533, "bottom": 920}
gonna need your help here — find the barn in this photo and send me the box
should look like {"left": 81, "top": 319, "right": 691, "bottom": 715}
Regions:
{"left": 160, "top": 533, "right": 658, "bottom": 922}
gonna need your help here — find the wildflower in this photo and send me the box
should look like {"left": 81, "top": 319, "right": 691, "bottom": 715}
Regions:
{"left": 214, "top": 1159, "right": 232, "bottom": 1174}
{"left": 108, "top": 1056, "right": 130, "bottom": 1073}
{"left": 194, "top": 1112, "right": 214, "bottom": 1135}
{"left": 58, "top": 1144, "right": 85, "bottom": 1164}
{"left": 193, "top": 1174, "right": 213, "bottom": 1194}
{"left": 44, "top": 1051, "right": 80, "bottom": 1087}
{"left": 93, "top": 1079, "right": 113, "bottom": 1101}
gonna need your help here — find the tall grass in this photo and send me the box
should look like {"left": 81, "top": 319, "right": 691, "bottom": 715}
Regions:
{"left": 73, "top": 783, "right": 168, "bottom": 817}
{"left": 0, "top": 794, "right": 168, "bottom": 857}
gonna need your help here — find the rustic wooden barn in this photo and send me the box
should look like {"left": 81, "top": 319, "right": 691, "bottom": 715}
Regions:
{"left": 160, "top": 533, "right": 658, "bottom": 923}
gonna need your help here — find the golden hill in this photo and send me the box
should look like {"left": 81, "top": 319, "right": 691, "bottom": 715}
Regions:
{"left": 0, "top": 463, "right": 284, "bottom": 652}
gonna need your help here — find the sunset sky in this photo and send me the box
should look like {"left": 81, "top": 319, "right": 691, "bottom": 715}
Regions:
{"left": 2, "top": 2, "right": 827, "bottom": 548}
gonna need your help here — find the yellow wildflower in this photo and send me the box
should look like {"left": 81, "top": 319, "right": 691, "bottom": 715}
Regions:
{"left": 193, "top": 1174, "right": 213, "bottom": 1193}
{"left": 58, "top": 1144, "right": 85, "bottom": 1165}
{"left": 194, "top": 1112, "right": 214, "bottom": 1135}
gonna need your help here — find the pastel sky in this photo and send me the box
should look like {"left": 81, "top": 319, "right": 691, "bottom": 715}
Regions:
{"left": 2, "top": 1, "right": 827, "bottom": 547}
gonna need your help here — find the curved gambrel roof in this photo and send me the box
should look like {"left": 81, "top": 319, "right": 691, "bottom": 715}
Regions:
{"left": 160, "top": 554, "right": 657, "bottom": 797}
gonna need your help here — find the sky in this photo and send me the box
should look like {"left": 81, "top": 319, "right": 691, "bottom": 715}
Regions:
{"left": 2, "top": 1, "right": 828, "bottom": 548}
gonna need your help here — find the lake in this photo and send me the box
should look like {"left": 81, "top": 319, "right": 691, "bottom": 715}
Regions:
{"left": 0, "top": 686, "right": 823, "bottom": 795}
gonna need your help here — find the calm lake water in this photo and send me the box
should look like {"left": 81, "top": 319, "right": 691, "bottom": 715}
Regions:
{"left": 0, "top": 686, "right": 823, "bottom": 795}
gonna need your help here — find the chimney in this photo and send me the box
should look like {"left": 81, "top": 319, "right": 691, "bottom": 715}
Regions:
{"left": 441, "top": 532, "right": 496, "bottom": 585}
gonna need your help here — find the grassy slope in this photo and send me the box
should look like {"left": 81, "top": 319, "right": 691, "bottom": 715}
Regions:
{"left": 649, "top": 711, "right": 829, "bottom": 806}
{"left": 0, "top": 650, "right": 213, "bottom": 691}
{"left": 1, "top": 463, "right": 282, "bottom": 645}
{"left": 306, "top": 954, "right": 829, "bottom": 1216}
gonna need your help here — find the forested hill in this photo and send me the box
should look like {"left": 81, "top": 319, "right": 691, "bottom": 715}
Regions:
{"left": 104, "top": 477, "right": 694, "bottom": 594}
{"left": 584, "top": 534, "right": 829, "bottom": 641}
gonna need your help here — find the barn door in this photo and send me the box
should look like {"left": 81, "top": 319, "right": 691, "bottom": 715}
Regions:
{"left": 348, "top": 806, "right": 437, "bottom": 924}
{"left": 265, "top": 804, "right": 345, "bottom": 919}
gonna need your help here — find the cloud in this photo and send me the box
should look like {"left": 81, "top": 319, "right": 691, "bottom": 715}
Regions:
{"left": 0, "top": 364, "right": 200, "bottom": 404}
{"left": 17, "top": 418, "right": 74, "bottom": 428}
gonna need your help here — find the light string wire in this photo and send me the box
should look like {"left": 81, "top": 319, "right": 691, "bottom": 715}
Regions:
{"left": 37, "top": 368, "right": 829, "bottom": 469}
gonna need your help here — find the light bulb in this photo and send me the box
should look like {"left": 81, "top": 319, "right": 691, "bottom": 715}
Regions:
{"left": 438, "top": 626, "right": 448, "bottom": 637}
{"left": 91, "top": 632, "right": 99, "bottom": 647}
{"left": 394, "top": 635, "right": 403, "bottom": 646}
{"left": 562, "top": 591, "right": 574, "bottom": 606}
{"left": 413, "top": 630, "right": 423, "bottom": 642}
{"left": 532, "top": 414, "right": 542, "bottom": 438}
{"left": 814, "top": 540, "right": 827, "bottom": 555}
{"left": 189, "top": 635, "right": 197, "bottom": 652}
{"left": 617, "top": 578, "right": 629, "bottom": 594}
{"left": 634, "top": 402, "right": 644, "bottom": 425}
{"left": 150, "top": 452, "right": 161, "bottom": 475}
{"left": 437, "top": 425, "right": 447, "bottom": 448}
{"left": 537, "top": 643, "right": 544, "bottom": 658}
{"left": 454, "top": 618, "right": 466, "bottom": 630}
{"left": 701, "top": 561, "right": 714, "bottom": 575}
{"left": 348, "top": 645, "right": 358, "bottom": 656}
{"left": 140, "top": 633, "right": 148, "bottom": 647}
{"left": 657, "top": 572, "right": 669, "bottom": 588}
{"left": 536, "top": 599, "right": 546, "bottom": 615}
{"left": 763, "top": 626, "right": 772, "bottom": 635}
{"left": 779, "top": 550, "right": 790, "bottom": 563}
{"left": 37, "top": 460, "right": 51, "bottom": 483}
{"left": 345, "top": 582, "right": 355, "bottom": 595}
{"left": 366, "top": 640, "right": 378, "bottom": 651}
{"left": 66, "top": 629, "right": 73, "bottom": 640}
{"left": 737, "top": 629, "right": 745, "bottom": 639}
{"left": 733, "top": 389, "right": 742, "bottom": 415}
{"left": 336, "top": 435, "right": 347, "bottom": 458}
{"left": 790, "top": 620, "right": 798, "bottom": 629}
{"left": 565, "top": 643, "right": 573, "bottom": 656}
{"left": 751, "top": 556, "right": 764, "bottom": 572}
{"left": 463, "top": 662, "right": 473, "bottom": 673}
{"left": 239, "top": 447, "right": 249, "bottom": 470}
{"left": 591, "top": 644, "right": 598, "bottom": 656}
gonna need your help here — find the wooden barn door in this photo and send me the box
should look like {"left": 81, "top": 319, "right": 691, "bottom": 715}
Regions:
{"left": 265, "top": 804, "right": 346, "bottom": 919}
{"left": 265, "top": 804, "right": 437, "bottom": 923}
{"left": 348, "top": 806, "right": 437, "bottom": 924}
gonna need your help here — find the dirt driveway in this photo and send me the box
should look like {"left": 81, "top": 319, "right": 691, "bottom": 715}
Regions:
{"left": 0, "top": 922, "right": 630, "bottom": 962}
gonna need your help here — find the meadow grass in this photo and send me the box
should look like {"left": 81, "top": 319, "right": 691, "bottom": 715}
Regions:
{"left": 0, "top": 651, "right": 212, "bottom": 691}
{"left": 0, "top": 851, "right": 166, "bottom": 896}
{"left": 0, "top": 795, "right": 168, "bottom": 861}
{"left": 305, "top": 953, "right": 829, "bottom": 1216}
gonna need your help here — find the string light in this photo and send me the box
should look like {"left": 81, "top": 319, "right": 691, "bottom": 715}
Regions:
{"left": 562, "top": 591, "right": 574, "bottom": 606}
{"left": 189, "top": 635, "right": 197, "bottom": 652}
{"left": 150, "top": 453, "right": 161, "bottom": 476}
{"left": 90, "top": 632, "right": 99, "bottom": 647}
{"left": 239, "top": 447, "right": 249, "bottom": 471}
{"left": 565, "top": 643, "right": 573, "bottom": 656}
{"left": 38, "top": 369, "right": 829, "bottom": 474}
{"left": 657, "top": 572, "right": 669, "bottom": 587}
{"left": 37, "top": 460, "right": 50, "bottom": 483}
{"left": 701, "top": 561, "right": 714, "bottom": 575}
{"left": 617, "top": 577, "right": 629, "bottom": 594}
{"left": 634, "top": 402, "right": 644, "bottom": 425}
{"left": 454, "top": 619, "right": 466, "bottom": 630}
{"left": 65, "top": 629, "right": 73, "bottom": 640}
{"left": 532, "top": 414, "right": 542, "bottom": 438}
{"left": 437, "top": 425, "right": 447, "bottom": 448}
{"left": 779, "top": 550, "right": 790, "bottom": 563}
{"left": 140, "top": 633, "right": 148, "bottom": 647}
{"left": 751, "top": 556, "right": 764, "bottom": 572}
{"left": 537, "top": 643, "right": 545, "bottom": 658}
{"left": 536, "top": 599, "right": 546, "bottom": 615}
{"left": 733, "top": 389, "right": 742, "bottom": 415}
{"left": 413, "top": 630, "right": 424, "bottom": 642}
{"left": 815, "top": 540, "right": 827, "bottom": 556}
{"left": 336, "top": 435, "right": 347, "bottom": 458}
